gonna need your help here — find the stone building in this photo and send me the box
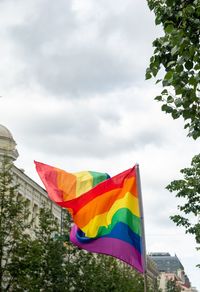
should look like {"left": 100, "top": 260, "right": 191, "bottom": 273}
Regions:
{"left": 149, "top": 252, "right": 197, "bottom": 292}
{"left": 149, "top": 252, "right": 184, "bottom": 273}
{"left": 0, "top": 124, "right": 62, "bottom": 224}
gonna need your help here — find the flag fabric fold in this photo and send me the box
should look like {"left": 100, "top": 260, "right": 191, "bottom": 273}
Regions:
{"left": 35, "top": 161, "right": 110, "bottom": 202}
{"left": 70, "top": 224, "right": 144, "bottom": 273}
{"left": 35, "top": 161, "right": 145, "bottom": 273}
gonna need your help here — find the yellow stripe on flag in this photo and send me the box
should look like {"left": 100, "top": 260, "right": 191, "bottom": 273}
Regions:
{"left": 75, "top": 171, "right": 94, "bottom": 198}
{"left": 82, "top": 192, "right": 140, "bottom": 237}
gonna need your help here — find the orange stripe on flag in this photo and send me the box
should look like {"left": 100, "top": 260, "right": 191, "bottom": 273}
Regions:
{"left": 73, "top": 176, "right": 136, "bottom": 228}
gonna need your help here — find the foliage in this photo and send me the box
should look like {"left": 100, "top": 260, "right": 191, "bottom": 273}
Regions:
{"left": 0, "top": 159, "right": 32, "bottom": 291}
{"left": 166, "top": 279, "right": 181, "bottom": 292}
{"left": 64, "top": 249, "right": 151, "bottom": 292}
{"left": 146, "top": 0, "right": 200, "bottom": 139}
{"left": 0, "top": 159, "right": 68, "bottom": 291}
{"left": 23, "top": 207, "right": 68, "bottom": 292}
{"left": 146, "top": 0, "right": 200, "bottom": 269}
{"left": 166, "top": 154, "right": 200, "bottom": 251}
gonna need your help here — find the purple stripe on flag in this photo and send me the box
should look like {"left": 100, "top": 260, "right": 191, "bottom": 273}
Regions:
{"left": 70, "top": 225, "right": 144, "bottom": 273}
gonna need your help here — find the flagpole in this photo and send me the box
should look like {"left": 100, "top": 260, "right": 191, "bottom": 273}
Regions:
{"left": 135, "top": 164, "right": 148, "bottom": 292}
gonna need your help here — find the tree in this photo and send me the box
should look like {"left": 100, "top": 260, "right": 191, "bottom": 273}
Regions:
{"left": 0, "top": 159, "right": 32, "bottom": 291}
{"left": 146, "top": 0, "right": 200, "bottom": 139}
{"left": 0, "top": 159, "right": 69, "bottom": 291}
{"left": 166, "top": 279, "right": 181, "bottom": 292}
{"left": 20, "top": 207, "right": 68, "bottom": 292}
{"left": 166, "top": 154, "right": 200, "bottom": 253}
{"left": 146, "top": 0, "right": 200, "bottom": 265}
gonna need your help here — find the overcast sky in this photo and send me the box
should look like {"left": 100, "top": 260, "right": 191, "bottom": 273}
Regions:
{"left": 0, "top": 0, "right": 200, "bottom": 289}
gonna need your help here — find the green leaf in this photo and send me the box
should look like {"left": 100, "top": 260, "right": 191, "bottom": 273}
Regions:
{"left": 166, "top": 0, "right": 175, "bottom": 6}
{"left": 161, "top": 104, "right": 173, "bottom": 113}
{"left": 184, "top": 123, "right": 190, "bottom": 129}
{"left": 167, "top": 95, "right": 174, "bottom": 103}
{"left": 165, "top": 24, "right": 174, "bottom": 34}
{"left": 164, "top": 71, "right": 173, "bottom": 80}
{"left": 175, "top": 98, "right": 183, "bottom": 107}
{"left": 192, "top": 130, "right": 200, "bottom": 140}
{"left": 145, "top": 68, "right": 152, "bottom": 80}
{"left": 189, "top": 76, "right": 197, "bottom": 86}
{"left": 189, "top": 47, "right": 195, "bottom": 57}
{"left": 172, "top": 110, "right": 181, "bottom": 119}
{"left": 155, "top": 79, "right": 162, "bottom": 84}
{"left": 185, "top": 4, "right": 195, "bottom": 14}
{"left": 176, "top": 64, "right": 183, "bottom": 73}
{"left": 175, "top": 88, "right": 183, "bottom": 95}
{"left": 155, "top": 16, "right": 162, "bottom": 25}
{"left": 161, "top": 89, "right": 168, "bottom": 95}
{"left": 151, "top": 67, "right": 159, "bottom": 77}
{"left": 145, "top": 72, "right": 152, "bottom": 80}
{"left": 154, "top": 95, "right": 162, "bottom": 101}
{"left": 162, "top": 79, "right": 170, "bottom": 86}
{"left": 194, "top": 64, "right": 200, "bottom": 70}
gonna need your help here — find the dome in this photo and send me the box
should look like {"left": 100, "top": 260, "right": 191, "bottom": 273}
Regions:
{"left": 0, "top": 124, "right": 14, "bottom": 140}
{"left": 0, "top": 124, "right": 19, "bottom": 161}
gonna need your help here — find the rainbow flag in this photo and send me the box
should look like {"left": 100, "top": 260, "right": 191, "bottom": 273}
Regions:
{"left": 35, "top": 161, "right": 145, "bottom": 273}
{"left": 35, "top": 161, "right": 110, "bottom": 202}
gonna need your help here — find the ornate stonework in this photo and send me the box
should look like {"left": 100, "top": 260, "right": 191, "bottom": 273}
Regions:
{"left": 0, "top": 124, "right": 19, "bottom": 161}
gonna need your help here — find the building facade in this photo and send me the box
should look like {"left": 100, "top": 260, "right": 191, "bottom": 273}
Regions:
{"left": 149, "top": 252, "right": 198, "bottom": 292}
{"left": 149, "top": 252, "right": 184, "bottom": 273}
{"left": 0, "top": 124, "right": 62, "bottom": 224}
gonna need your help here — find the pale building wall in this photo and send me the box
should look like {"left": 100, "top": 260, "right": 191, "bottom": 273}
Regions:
{"left": 0, "top": 124, "right": 62, "bottom": 227}
{"left": 159, "top": 272, "right": 197, "bottom": 292}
